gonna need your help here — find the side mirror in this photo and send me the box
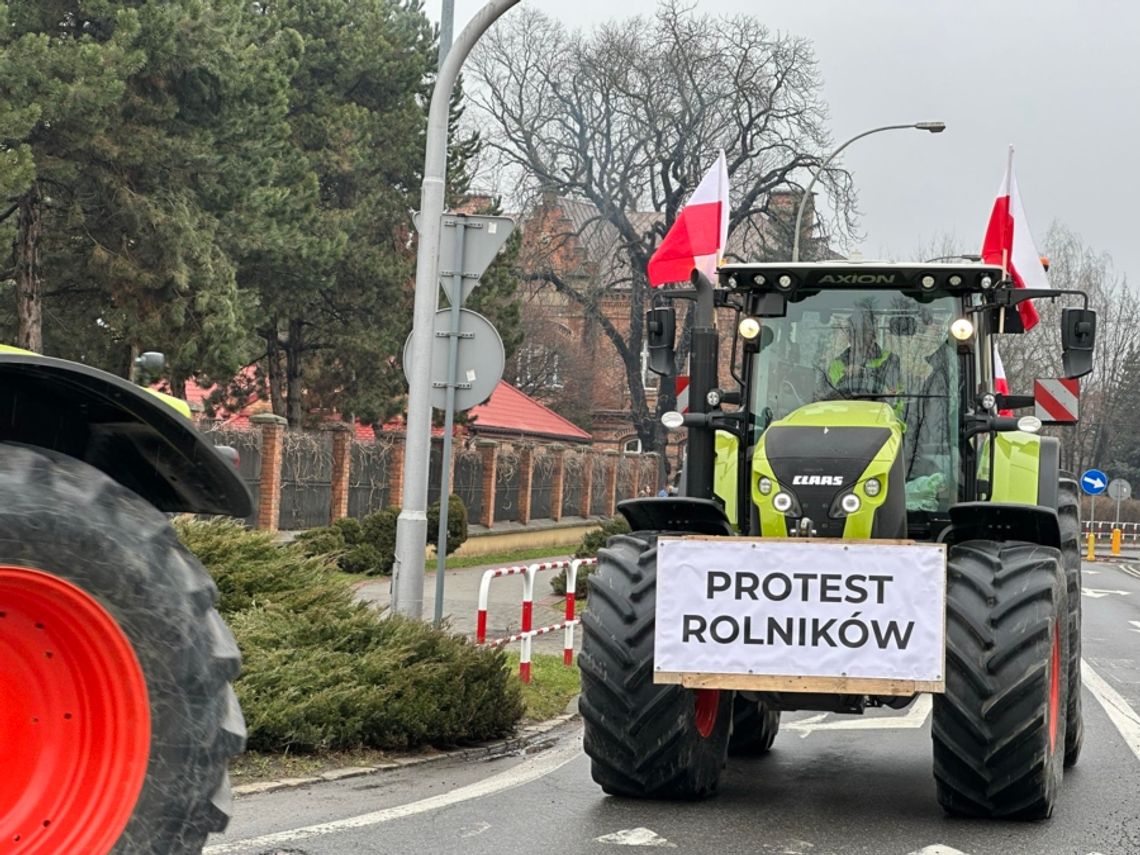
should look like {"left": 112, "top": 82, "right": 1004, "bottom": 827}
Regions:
{"left": 646, "top": 306, "right": 676, "bottom": 376}
{"left": 1060, "top": 307, "right": 1096, "bottom": 378}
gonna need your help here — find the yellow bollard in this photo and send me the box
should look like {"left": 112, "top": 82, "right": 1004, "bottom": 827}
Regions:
{"left": 1112, "top": 528, "right": 1122, "bottom": 556}
{"left": 1087, "top": 532, "right": 1096, "bottom": 561}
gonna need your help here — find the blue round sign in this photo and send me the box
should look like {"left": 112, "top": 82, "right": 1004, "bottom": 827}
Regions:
{"left": 1080, "top": 469, "right": 1108, "bottom": 495}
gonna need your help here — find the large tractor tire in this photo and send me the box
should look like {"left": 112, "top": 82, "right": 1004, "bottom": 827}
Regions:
{"left": 1058, "top": 477, "right": 1083, "bottom": 767}
{"left": 0, "top": 444, "right": 245, "bottom": 854}
{"left": 579, "top": 532, "right": 732, "bottom": 799}
{"left": 933, "top": 539, "right": 1068, "bottom": 820}
{"left": 729, "top": 695, "right": 781, "bottom": 756}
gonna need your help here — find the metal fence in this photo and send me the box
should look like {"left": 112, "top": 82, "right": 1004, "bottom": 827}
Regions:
{"left": 201, "top": 426, "right": 261, "bottom": 527}
{"left": 280, "top": 432, "right": 333, "bottom": 530}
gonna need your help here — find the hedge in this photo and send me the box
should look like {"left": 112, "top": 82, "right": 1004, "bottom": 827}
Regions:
{"left": 176, "top": 517, "right": 522, "bottom": 752}
{"left": 295, "top": 494, "right": 468, "bottom": 575}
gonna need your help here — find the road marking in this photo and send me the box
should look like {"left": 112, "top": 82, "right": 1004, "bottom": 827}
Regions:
{"left": 1128, "top": 620, "right": 1140, "bottom": 635}
{"left": 595, "top": 827, "right": 675, "bottom": 847}
{"left": 1084, "top": 568, "right": 1100, "bottom": 575}
{"left": 203, "top": 739, "right": 581, "bottom": 853}
{"left": 1081, "top": 587, "right": 1131, "bottom": 599}
{"left": 1118, "top": 564, "right": 1140, "bottom": 581}
{"left": 907, "top": 846, "right": 972, "bottom": 855}
{"left": 1082, "top": 659, "right": 1140, "bottom": 763}
{"left": 785, "top": 694, "right": 932, "bottom": 738}
{"left": 460, "top": 820, "right": 491, "bottom": 838}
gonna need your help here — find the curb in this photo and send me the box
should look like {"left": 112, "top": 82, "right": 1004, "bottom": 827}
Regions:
{"left": 233, "top": 707, "right": 580, "bottom": 797}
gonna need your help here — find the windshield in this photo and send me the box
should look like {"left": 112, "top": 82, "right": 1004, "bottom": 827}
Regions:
{"left": 749, "top": 289, "right": 962, "bottom": 510}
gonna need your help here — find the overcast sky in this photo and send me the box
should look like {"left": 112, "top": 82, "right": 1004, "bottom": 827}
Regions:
{"left": 426, "top": 1, "right": 1139, "bottom": 283}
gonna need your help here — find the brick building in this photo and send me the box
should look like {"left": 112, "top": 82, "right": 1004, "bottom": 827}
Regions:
{"left": 510, "top": 190, "right": 820, "bottom": 455}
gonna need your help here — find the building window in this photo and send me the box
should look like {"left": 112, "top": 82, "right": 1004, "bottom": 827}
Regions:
{"left": 622, "top": 436, "right": 642, "bottom": 453}
{"left": 515, "top": 344, "right": 562, "bottom": 391}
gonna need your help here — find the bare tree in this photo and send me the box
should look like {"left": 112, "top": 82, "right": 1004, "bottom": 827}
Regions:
{"left": 470, "top": 0, "right": 856, "bottom": 453}
{"left": 996, "top": 222, "right": 1138, "bottom": 476}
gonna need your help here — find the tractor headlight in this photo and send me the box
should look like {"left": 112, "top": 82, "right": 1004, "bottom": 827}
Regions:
{"left": 840, "top": 493, "right": 862, "bottom": 515}
{"left": 863, "top": 477, "right": 882, "bottom": 498}
{"left": 950, "top": 318, "right": 974, "bottom": 341}
{"left": 738, "top": 317, "right": 761, "bottom": 340}
{"left": 758, "top": 476, "right": 773, "bottom": 496}
{"left": 772, "top": 491, "right": 794, "bottom": 513}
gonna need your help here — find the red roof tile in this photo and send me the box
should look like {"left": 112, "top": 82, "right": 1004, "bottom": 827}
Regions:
{"left": 468, "top": 382, "right": 590, "bottom": 442}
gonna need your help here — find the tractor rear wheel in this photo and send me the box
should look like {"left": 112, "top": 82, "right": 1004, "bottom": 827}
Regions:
{"left": 0, "top": 444, "right": 245, "bottom": 854}
{"left": 729, "top": 695, "right": 781, "bottom": 756}
{"left": 580, "top": 532, "right": 731, "bottom": 799}
{"left": 1058, "top": 477, "right": 1083, "bottom": 767}
{"left": 933, "top": 539, "right": 1068, "bottom": 820}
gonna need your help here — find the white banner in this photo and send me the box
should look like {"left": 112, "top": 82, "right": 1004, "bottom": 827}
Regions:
{"left": 653, "top": 538, "right": 946, "bottom": 683}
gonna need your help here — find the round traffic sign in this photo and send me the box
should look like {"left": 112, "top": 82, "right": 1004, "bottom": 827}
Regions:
{"left": 402, "top": 308, "right": 505, "bottom": 412}
{"left": 1108, "top": 478, "right": 1132, "bottom": 501}
{"left": 1080, "top": 469, "right": 1108, "bottom": 496}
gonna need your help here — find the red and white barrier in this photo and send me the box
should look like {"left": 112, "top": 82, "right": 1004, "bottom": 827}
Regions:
{"left": 476, "top": 557, "right": 598, "bottom": 682}
{"left": 1083, "top": 521, "right": 1140, "bottom": 542}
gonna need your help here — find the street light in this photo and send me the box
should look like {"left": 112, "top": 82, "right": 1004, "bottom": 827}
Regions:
{"left": 791, "top": 121, "right": 946, "bottom": 262}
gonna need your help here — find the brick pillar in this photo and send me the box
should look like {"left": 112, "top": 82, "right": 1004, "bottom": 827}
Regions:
{"left": 387, "top": 432, "right": 406, "bottom": 508}
{"left": 517, "top": 445, "right": 535, "bottom": 525}
{"left": 548, "top": 444, "right": 566, "bottom": 522}
{"left": 251, "top": 413, "right": 287, "bottom": 531}
{"left": 603, "top": 450, "right": 620, "bottom": 516}
{"left": 629, "top": 453, "right": 642, "bottom": 498}
{"left": 581, "top": 452, "right": 594, "bottom": 518}
{"left": 477, "top": 439, "right": 498, "bottom": 528}
{"left": 644, "top": 453, "right": 659, "bottom": 495}
{"left": 328, "top": 425, "right": 351, "bottom": 522}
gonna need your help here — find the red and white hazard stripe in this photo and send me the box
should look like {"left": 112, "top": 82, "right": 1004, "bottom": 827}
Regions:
{"left": 675, "top": 375, "right": 690, "bottom": 413}
{"left": 1034, "top": 378, "right": 1080, "bottom": 423}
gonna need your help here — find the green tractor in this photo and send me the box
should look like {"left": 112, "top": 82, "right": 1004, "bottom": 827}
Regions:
{"left": 579, "top": 262, "right": 1095, "bottom": 819}
{"left": 0, "top": 347, "right": 251, "bottom": 853}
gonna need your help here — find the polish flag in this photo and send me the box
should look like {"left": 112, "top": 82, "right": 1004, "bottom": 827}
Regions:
{"left": 994, "top": 346, "right": 1013, "bottom": 417}
{"left": 648, "top": 151, "right": 730, "bottom": 287}
{"left": 980, "top": 147, "right": 1050, "bottom": 330}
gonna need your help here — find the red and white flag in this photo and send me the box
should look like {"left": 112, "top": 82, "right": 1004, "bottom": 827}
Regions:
{"left": 980, "top": 147, "right": 1050, "bottom": 330}
{"left": 994, "top": 346, "right": 1013, "bottom": 416}
{"left": 648, "top": 150, "right": 729, "bottom": 287}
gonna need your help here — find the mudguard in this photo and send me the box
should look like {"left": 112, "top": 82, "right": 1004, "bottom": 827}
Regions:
{"left": 944, "top": 501, "right": 1061, "bottom": 549}
{"left": 0, "top": 351, "right": 251, "bottom": 517}
{"left": 617, "top": 497, "right": 734, "bottom": 536}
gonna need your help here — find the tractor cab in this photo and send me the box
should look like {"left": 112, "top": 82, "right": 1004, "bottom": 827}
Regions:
{"left": 645, "top": 262, "right": 1096, "bottom": 544}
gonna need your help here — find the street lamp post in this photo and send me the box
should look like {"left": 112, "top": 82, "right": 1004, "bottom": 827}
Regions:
{"left": 392, "top": 0, "right": 523, "bottom": 619}
{"left": 791, "top": 122, "right": 946, "bottom": 262}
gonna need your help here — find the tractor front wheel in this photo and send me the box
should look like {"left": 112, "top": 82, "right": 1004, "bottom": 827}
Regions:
{"left": 1058, "top": 477, "right": 1083, "bottom": 767}
{"left": 933, "top": 539, "right": 1068, "bottom": 820}
{"left": 729, "top": 695, "right": 781, "bottom": 756}
{"left": 579, "top": 532, "right": 731, "bottom": 799}
{"left": 0, "top": 444, "right": 245, "bottom": 854}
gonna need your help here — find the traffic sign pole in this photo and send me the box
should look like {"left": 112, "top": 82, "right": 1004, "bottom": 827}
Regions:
{"left": 432, "top": 219, "right": 467, "bottom": 628}
{"left": 393, "top": 0, "right": 522, "bottom": 619}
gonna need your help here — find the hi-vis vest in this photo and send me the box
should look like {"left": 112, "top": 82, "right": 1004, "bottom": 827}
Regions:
{"left": 828, "top": 349, "right": 895, "bottom": 386}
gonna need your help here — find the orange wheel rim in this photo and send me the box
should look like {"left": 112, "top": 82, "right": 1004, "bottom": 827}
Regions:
{"left": 0, "top": 566, "right": 150, "bottom": 854}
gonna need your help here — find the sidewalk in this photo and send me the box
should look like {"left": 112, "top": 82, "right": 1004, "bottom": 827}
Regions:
{"left": 354, "top": 554, "right": 584, "bottom": 656}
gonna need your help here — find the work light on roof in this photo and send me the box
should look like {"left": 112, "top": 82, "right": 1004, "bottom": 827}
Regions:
{"left": 921, "top": 275, "right": 936, "bottom": 289}
{"left": 753, "top": 274, "right": 766, "bottom": 285}
{"left": 777, "top": 274, "right": 793, "bottom": 290}
{"left": 980, "top": 275, "right": 993, "bottom": 289}
{"left": 948, "top": 274, "right": 962, "bottom": 287}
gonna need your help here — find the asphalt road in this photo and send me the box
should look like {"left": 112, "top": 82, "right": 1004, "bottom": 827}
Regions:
{"left": 207, "top": 559, "right": 1140, "bottom": 855}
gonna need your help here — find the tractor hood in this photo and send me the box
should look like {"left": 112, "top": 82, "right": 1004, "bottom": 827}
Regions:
{"left": 753, "top": 401, "right": 905, "bottom": 538}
